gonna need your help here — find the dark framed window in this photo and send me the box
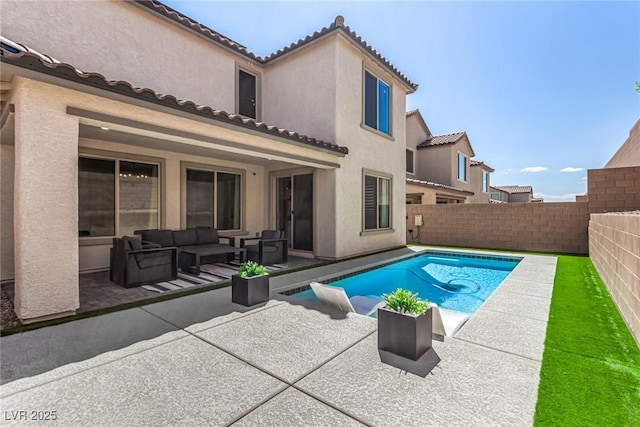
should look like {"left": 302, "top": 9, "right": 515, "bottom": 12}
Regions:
{"left": 238, "top": 69, "right": 257, "bottom": 119}
{"left": 364, "top": 70, "right": 391, "bottom": 135}
{"left": 186, "top": 169, "right": 241, "bottom": 230}
{"left": 364, "top": 174, "right": 391, "bottom": 230}
{"left": 406, "top": 149, "right": 415, "bottom": 174}
{"left": 78, "top": 157, "right": 159, "bottom": 237}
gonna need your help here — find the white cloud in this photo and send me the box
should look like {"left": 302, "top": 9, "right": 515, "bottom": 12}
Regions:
{"left": 520, "top": 166, "right": 548, "bottom": 173}
{"left": 560, "top": 167, "right": 584, "bottom": 173}
{"left": 534, "top": 192, "right": 583, "bottom": 202}
{"left": 580, "top": 176, "right": 588, "bottom": 182}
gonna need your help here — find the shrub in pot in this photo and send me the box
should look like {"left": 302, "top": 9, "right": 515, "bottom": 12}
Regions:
{"left": 232, "top": 261, "right": 269, "bottom": 306}
{"left": 378, "top": 288, "right": 433, "bottom": 361}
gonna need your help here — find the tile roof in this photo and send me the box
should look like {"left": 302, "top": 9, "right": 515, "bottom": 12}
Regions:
{"left": 137, "top": 2, "right": 417, "bottom": 92}
{"left": 0, "top": 36, "right": 348, "bottom": 155}
{"left": 470, "top": 159, "right": 495, "bottom": 172}
{"left": 493, "top": 185, "right": 533, "bottom": 194}
{"left": 406, "top": 178, "right": 475, "bottom": 196}
{"left": 417, "top": 131, "right": 466, "bottom": 149}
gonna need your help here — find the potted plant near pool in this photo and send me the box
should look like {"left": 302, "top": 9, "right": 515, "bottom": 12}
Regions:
{"left": 232, "top": 261, "right": 270, "bottom": 306}
{"left": 378, "top": 288, "right": 433, "bottom": 361}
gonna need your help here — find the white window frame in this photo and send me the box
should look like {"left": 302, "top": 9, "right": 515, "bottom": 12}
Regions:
{"left": 361, "top": 169, "right": 393, "bottom": 233}
{"left": 406, "top": 148, "right": 415, "bottom": 175}
{"left": 482, "top": 170, "right": 489, "bottom": 192}
{"left": 457, "top": 152, "right": 468, "bottom": 183}
{"left": 78, "top": 153, "right": 162, "bottom": 240}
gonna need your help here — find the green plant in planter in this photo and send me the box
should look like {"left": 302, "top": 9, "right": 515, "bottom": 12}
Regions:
{"left": 382, "top": 288, "right": 429, "bottom": 315}
{"left": 238, "top": 261, "right": 268, "bottom": 279}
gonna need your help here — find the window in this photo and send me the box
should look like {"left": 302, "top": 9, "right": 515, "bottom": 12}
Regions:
{"left": 490, "top": 193, "right": 500, "bottom": 201}
{"left": 482, "top": 171, "right": 489, "bottom": 192}
{"left": 186, "top": 168, "right": 241, "bottom": 230}
{"left": 238, "top": 69, "right": 257, "bottom": 119}
{"left": 406, "top": 149, "right": 415, "bottom": 174}
{"left": 457, "top": 153, "right": 467, "bottom": 182}
{"left": 364, "top": 173, "right": 391, "bottom": 230}
{"left": 78, "top": 157, "right": 159, "bottom": 237}
{"left": 364, "top": 70, "right": 391, "bottom": 135}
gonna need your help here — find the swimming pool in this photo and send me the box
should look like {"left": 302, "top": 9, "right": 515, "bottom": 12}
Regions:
{"left": 291, "top": 251, "right": 521, "bottom": 315}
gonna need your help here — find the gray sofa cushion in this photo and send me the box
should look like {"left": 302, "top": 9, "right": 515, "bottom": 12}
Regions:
{"left": 142, "top": 230, "right": 174, "bottom": 247}
{"left": 196, "top": 227, "right": 219, "bottom": 245}
{"left": 122, "top": 236, "right": 143, "bottom": 251}
{"left": 135, "top": 251, "right": 172, "bottom": 269}
{"left": 173, "top": 229, "right": 198, "bottom": 247}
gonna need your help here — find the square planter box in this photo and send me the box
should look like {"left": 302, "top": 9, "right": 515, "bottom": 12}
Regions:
{"left": 231, "top": 274, "right": 270, "bottom": 306}
{"left": 377, "top": 306, "right": 433, "bottom": 361}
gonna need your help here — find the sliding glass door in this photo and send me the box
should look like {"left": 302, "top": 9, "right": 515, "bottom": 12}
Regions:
{"left": 276, "top": 173, "right": 313, "bottom": 251}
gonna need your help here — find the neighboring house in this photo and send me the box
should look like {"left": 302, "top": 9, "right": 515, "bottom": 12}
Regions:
{"left": 490, "top": 185, "right": 535, "bottom": 203}
{"left": 405, "top": 109, "right": 491, "bottom": 204}
{"left": 468, "top": 159, "right": 494, "bottom": 204}
{"left": 0, "top": 1, "right": 418, "bottom": 322}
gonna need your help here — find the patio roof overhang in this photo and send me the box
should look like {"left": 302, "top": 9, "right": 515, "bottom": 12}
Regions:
{"left": 0, "top": 42, "right": 348, "bottom": 170}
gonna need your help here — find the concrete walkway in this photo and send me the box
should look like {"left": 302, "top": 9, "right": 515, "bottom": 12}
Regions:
{"left": 0, "top": 248, "right": 557, "bottom": 426}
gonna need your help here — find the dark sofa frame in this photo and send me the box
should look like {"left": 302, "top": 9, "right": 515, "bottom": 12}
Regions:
{"left": 111, "top": 237, "right": 178, "bottom": 288}
{"left": 136, "top": 228, "right": 241, "bottom": 272}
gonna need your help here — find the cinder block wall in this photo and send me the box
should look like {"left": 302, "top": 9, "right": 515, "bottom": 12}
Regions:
{"left": 589, "top": 212, "right": 640, "bottom": 346}
{"left": 587, "top": 166, "right": 640, "bottom": 213}
{"left": 407, "top": 202, "right": 590, "bottom": 254}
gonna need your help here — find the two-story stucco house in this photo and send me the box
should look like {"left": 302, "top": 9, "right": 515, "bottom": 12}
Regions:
{"left": 405, "top": 109, "right": 492, "bottom": 204}
{"left": 489, "top": 185, "right": 537, "bottom": 203}
{"left": 0, "top": 1, "right": 417, "bottom": 322}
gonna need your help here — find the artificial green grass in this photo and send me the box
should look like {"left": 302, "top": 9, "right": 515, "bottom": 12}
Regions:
{"left": 534, "top": 256, "right": 640, "bottom": 426}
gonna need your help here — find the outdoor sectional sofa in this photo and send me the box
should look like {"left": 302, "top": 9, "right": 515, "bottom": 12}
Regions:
{"left": 137, "top": 228, "right": 244, "bottom": 275}
{"left": 111, "top": 236, "right": 178, "bottom": 288}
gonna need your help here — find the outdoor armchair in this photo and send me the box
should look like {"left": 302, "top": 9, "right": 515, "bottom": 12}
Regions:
{"left": 111, "top": 236, "right": 178, "bottom": 288}
{"left": 240, "top": 230, "right": 288, "bottom": 265}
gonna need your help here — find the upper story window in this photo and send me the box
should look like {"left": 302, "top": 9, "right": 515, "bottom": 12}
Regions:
{"left": 364, "top": 70, "right": 391, "bottom": 135}
{"left": 238, "top": 68, "right": 258, "bottom": 119}
{"left": 457, "top": 153, "right": 467, "bottom": 182}
{"left": 406, "top": 149, "right": 415, "bottom": 174}
{"left": 482, "top": 170, "right": 489, "bottom": 192}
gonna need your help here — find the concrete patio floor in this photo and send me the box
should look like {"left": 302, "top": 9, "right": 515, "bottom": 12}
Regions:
{"left": 0, "top": 248, "right": 557, "bottom": 426}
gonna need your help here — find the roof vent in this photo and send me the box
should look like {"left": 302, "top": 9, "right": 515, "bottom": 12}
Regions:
{"left": 334, "top": 15, "right": 345, "bottom": 27}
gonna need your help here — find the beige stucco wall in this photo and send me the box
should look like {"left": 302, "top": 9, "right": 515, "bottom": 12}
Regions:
{"left": 262, "top": 40, "right": 338, "bottom": 144}
{"left": 0, "top": 144, "right": 15, "bottom": 281}
{"left": 12, "top": 79, "right": 80, "bottom": 322}
{"left": 333, "top": 36, "right": 407, "bottom": 257}
{"left": 605, "top": 119, "right": 640, "bottom": 168}
{"left": 416, "top": 146, "right": 451, "bottom": 185}
{"left": 468, "top": 165, "right": 490, "bottom": 203}
{"left": 406, "top": 183, "right": 436, "bottom": 205}
{"left": 508, "top": 192, "right": 532, "bottom": 203}
{"left": 589, "top": 212, "right": 640, "bottom": 346}
{"left": 0, "top": 0, "right": 242, "bottom": 113}
{"left": 406, "top": 114, "right": 427, "bottom": 178}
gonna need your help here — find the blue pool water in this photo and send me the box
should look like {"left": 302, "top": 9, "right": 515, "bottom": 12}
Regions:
{"left": 292, "top": 252, "right": 521, "bottom": 314}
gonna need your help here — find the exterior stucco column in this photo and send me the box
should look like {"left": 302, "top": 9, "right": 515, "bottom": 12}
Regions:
{"left": 13, "top": 80, "right": 80, "bottom": 322}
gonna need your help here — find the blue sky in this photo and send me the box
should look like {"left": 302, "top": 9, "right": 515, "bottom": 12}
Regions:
{"left": 163, "top": 0, "right": 639, "bottom": 201}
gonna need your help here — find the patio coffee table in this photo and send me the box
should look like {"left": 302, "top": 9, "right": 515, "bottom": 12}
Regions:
{"left": 180, "top": 246, "right": 247, "bottom": 275}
